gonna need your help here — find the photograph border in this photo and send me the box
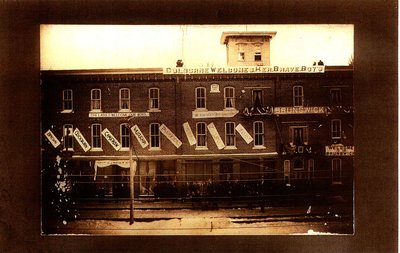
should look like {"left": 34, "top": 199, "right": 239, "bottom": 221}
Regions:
{"left": 0, "top": 0, "right": 397, "bottom": 252}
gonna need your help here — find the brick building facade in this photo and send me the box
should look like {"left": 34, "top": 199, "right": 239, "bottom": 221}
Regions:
{"left": 41, "top": 32, "right": 353, "bottom": 199}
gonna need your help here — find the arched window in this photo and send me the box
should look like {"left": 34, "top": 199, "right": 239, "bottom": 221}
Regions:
{"left": 119, "top": 88, "right": 130, "bottom": 111}
{"left": 91, "top": 123, "right": 102, "bottom": 150}
{"left": 224, "top": 87, "right": 235, "bottom": 108}
{"left": 149, "top": 123, "right": 160, "bottom": 149}
{"left": 196, "top": 122, "right": 207, "bottom": 148}
{"left": 149, "top": 88, "right": 160, "bottom": 110}
{"left": 195, "top": 87, "right": 206, "bottom": 109}
{"left": 91, "top": 89, "right": 101, "bottom": 111}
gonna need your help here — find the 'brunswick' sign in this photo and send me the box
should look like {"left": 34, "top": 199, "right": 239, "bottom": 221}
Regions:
{"left": 164, "top": 66, "right": 325, "bottom": 75}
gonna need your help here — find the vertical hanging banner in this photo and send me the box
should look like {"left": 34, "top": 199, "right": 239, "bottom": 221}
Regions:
{"left": 207, "top": 123, "right": 225, "bottom": 150}
{"left": 44, "top": 129, "right": 61, "bottom": 148}
{"left": 183, "top": 122, "right": 196, "bottom": 146}
{"left": 102, "top": 128, "right": 122, "bottom": 151}
{"left": 73, "top": 128, "right": 91, "bottom": 152}
{"left": 159, "top": 124, "right": 182, "bottom": 148}
{"left": 235, "top": 124, "right": 254, "bottom": 144}
{"left": 130, "top": 125, "right": 149, "bottom": 148}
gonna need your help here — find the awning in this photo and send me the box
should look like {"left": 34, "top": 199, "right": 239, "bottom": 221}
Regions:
{"left": 94, "top": 160, "right": 130, "bottom": 181}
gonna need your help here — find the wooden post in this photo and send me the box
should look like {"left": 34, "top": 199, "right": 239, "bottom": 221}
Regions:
{"left": 129, "top": 138, "right": 136, "bottom": 225}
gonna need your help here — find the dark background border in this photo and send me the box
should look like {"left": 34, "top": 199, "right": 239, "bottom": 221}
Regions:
{"left": 0, "top": 0, "right": 397, "bottom": 252}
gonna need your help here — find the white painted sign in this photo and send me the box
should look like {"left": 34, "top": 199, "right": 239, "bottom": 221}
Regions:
{"left": 207, "top": 123, "right": 225, "bottom": 150}
{"left": 44, "top": 129, "right": 61, "bottom": 148}
{"left": 102, "top": 128, "right": 122, "bottom": 151}
{"left": 325, "top": 145, "right": 354, "bottom": 156}
{"left": 130, "top": 125, "right": 149, "bottom": 148}
{"left": 73, "top": 128, "right": 91, "bottom": 152}
{"left": 274, "top": 107, "right": 326, "bottom": 115}
{"left": 192, "top": 109, "right": 238, "bottom": 119}
{"left": 89, "top": 112, "right": 150, "bottom": 118}
{"left": 235, "top": 124, "right": 254, "bottom": 144}
{"left": 210, "top": 84, "right": 220, "bottom": 93}
{"left": 160, "top": 124, "right": 182, "bottom": 148}
{"left": 183, "top": 122, "right": 196, "bottom": 146}
{"left": 163, "top": 65, "right": 325, "bottom": 75}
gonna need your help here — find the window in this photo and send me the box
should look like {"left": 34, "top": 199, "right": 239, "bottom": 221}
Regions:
{"left": 290, "top": 126, "right": 308, "bottom": 145}
{"left": 293, "top": 85, "right": 304, "bottom": 107}
{"left": 149, "top": 88, "right": 160, "bottom": 110}
{"left": 195, "top": 87, "right": 206, "bottom": 109}
{"left": 330, "top": 88, "right": 342, "bottom": 105}
{"left": 253, "top": 121, "right": 265, "bottom": 147}
{"left": 90, "top": 89, "right": 101, "bottom": 111}
{"left": 91, "top": 124, "right": 102, "bottom": 150}
{"left": 331, "top": 119, "right": 341, "bottom": 140}
{"left": 254, "top": 52, "right": 262, "bottom": 61}
{"left": 225, "top": 122, "right": 236, "bottom": 147}
{"left": 220, "top": 159, "right": 233, "bottom": 181}
{"left": 237, "top": 44, "right": 245, "bottom": 61}
{"left": 196, "top": 122, "right": 207, "bottom": 149}
{"left": 332, "top": 158, "right": 342, "bottom": 184}
{"left": 293, "top": 158, "right": 304, "bottom": 170}
{"left": 62, "top": 89, "right": 73, "bottom": 112}
{"left": 120, "top": 124, "right": 130, "bottom": 149}
{"left": 119, "top": 88, "right": 130, "bottom": 111}
{"left": 63, "top": 124, "right": 74, "bottom": 150}
{"left": 308, "top": 159, "right": 315, "bottom": 181}
{"left": 224, "top": 87, "right": 235, "bottom": 109}
{"left": 149, "top": 123, "right": 160, "bottom": 149}
{"left": 252, "top": 90, "right": 263, "bottom": 108}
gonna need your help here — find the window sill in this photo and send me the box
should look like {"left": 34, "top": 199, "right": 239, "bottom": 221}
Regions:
{"left": 61, "top": 110, "right": 74, "bottom": 113}
{"left": 195, "top": 146, "right": 208, "bottom": 151}
{"left": 252, "top": 146, "right": 266, "bottom": 150}
{"left": 90, "top": 109, "right": 102, "bottom": 113}
{"left": 62, "top": 149, "right": 74, "bottom": 152}
{"left": 118, "top": 109, "right": 132, "bottom": 113}
{"left": 119, "top": 148, "right": 130, "bottom": 152}
{"left": 147, "top": 109, "right": 161, "bottom": 113}
{"left": 223, "top": 108, "right": 237, "bottom": 111}
{"left": 148, "top": 147, "right": 161, "bottom": 151}
{"left": 194, "top": 108, "right": 208, "bottom": 112}
{"left": 332, "top": 181, "right": 343, "bottom": 185}
{"left": 90, "top": 148, "right": 103, "bottom": 152}
{"left": 224, "top": 146, "right": 237, "bottom": 150}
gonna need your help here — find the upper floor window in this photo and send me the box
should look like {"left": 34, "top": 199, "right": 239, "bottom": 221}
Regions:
{"left": 290, "top": 126, "right": 308, "bottom": 145}
{"left": 149, "top": 88, "right": 160, "bottom": 110}
{"left": 224, "top": 87, "right": 235, "bottom": 109}
{"left": 225, "top": 122, "right": 236, "bottom": 147}
{"left": 253, "top": 121, "right": 265, "bottom": 147}
{"left": 90, "top": 89, "right": 101, "bottom": 111}
{"left": 331, "top": 119, "right": 342, "bottom": 140}
{"left": 195, "top": 87, "right": 206, "bottom": 109}
{"left": 62, "top": 89, "right": 73, "bottom": 112}
{"left": 254, "top": 52, "right": 262, "bottom": 61}
{"left": 252, "top": 89, "right": 263, "bottom": 108}
{"left": 196, "top": 122, "right": 207, "bottom": 149}
{"left": 91, "top": 124, "right": 102, "bottom": 150}
{"left": 330, "top": 88, "right": 342, "bottom": 105}
{"left": 120, "top": 124, "right": 130, "bottom": 150}
{"left": 63, "top": 124, "right": 74, "bottom": 150}
{"left": 119, "top": 88, "right": 130, "bottom": 111}
{"left": 149, "top": 123, "right": 160, "bottom": 149}
{"left": 293, "top": 85, "right": 304, "bottom": 107}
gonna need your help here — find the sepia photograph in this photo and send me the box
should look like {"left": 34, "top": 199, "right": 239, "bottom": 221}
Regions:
{"left": 40, "top": 24, "right": 355, "bottom": 235}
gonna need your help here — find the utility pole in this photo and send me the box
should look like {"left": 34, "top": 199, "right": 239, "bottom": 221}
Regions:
{"left": 127, "top": 119, "right": 137, "bottom": 225}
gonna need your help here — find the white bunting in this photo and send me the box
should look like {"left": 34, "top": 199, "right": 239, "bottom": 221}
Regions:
{"left": 183, "top": 122, "right": 196, "bottom": 146}
{"left": 160, "top": 124, "right": 182, "bottom": 148}
{"left": 207, "top": 123, "right": 225, "bottom": 150}
{"left": 73, "top": 128, "right": 91, "bottom": 152}
{"left": 44, "top": 129, "right": 61, "bottom": 148}
{"left": 102, "top": 128, "right": 122, "bottom": 151}
{"left": 235, "top": 124, "right": 254, "bottom": 144}
{"left": 130, "top": 125, "right": 149, "bottom": 148}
